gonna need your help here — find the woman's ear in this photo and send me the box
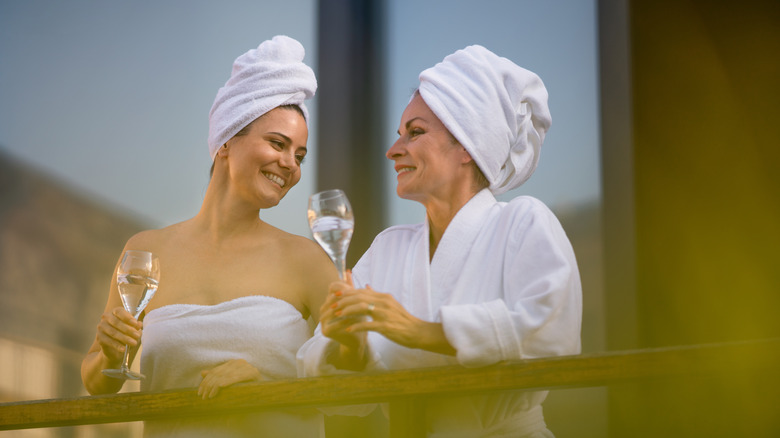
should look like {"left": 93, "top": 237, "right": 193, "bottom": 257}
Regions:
{"left": 459, "top": 146, "right": 474, "bottom": 164}
{"left": 216, "top": 143, "right": 229, "bottom": 158}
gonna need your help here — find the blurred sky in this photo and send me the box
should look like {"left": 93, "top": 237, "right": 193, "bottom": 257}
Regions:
{"left": 0, "top": 0, "right": 599, "bottom": 238}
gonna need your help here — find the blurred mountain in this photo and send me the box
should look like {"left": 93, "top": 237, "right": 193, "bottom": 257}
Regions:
{"left": 0, "top": 146, "right": 146, "bottom": 399}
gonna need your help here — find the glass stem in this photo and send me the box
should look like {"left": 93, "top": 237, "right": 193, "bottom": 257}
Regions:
{"left": 121, "top": 344, "right": 131, "bottom": 371}
{"left": 335, "top": 258, "right": 346, "bottom": 281}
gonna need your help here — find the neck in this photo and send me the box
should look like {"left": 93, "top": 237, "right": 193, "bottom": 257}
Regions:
{"left": 425, "top": 189, "right": 478, "bottom": 260}
{"left": 195, "top": 178, "right": 268, "bottom": 243}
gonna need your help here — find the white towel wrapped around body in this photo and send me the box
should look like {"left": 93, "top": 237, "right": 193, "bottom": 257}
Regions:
{"left": 140, "top": 295, "right": 322, "bottom": 437}
{"left": 207, "top": 35, "right": 317, "bottom": 161}
{"left": 418, "top": 45, "right": 551, "bottom": 195}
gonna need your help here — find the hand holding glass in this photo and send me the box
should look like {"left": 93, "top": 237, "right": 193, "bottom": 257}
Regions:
{"left": 102, "top": 250, "right": 160, "bottom": 380}
{"left": 308, "top": 189, "right": 354, "bottom": 280}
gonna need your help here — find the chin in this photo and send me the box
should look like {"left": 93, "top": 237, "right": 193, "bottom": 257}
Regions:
{"left": 395, "top": 189, "right": 417, "bottom": 202}
{"left": 258, "top": 193, "right": 283, "bottom": 209}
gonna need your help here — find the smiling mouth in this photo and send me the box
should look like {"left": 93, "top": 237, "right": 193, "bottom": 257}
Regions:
{"left": 397, "top": 167, "right": 415, "bottom": 175}
{"left": 263, "top": 172, "right": 286, "bottom": 188}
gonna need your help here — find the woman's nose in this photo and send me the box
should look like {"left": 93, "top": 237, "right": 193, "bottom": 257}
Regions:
{"left": 279, "top": 150, "right": 296, "bottom": 168}
{"left": 386, "top": 138, "right": 404, "bottom": 160}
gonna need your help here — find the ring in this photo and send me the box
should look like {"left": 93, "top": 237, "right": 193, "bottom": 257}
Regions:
{"left": 367, "top": 303, "right": 375, "bottom": 313}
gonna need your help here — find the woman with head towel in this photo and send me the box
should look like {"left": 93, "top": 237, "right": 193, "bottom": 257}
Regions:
{"left": 299, "top": 44, "right": 583, "bottom": 437}
{"left": 82, "top": 35, "right": 335, "bottom": 437}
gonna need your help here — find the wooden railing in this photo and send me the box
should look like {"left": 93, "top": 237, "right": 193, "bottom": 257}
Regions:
{"left": 1, "top": 338, "right": 778, "bottom": 437}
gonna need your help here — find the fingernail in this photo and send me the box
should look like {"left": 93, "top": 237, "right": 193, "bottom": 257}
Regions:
{"left": 331, "top": 303, "right": 338, "bottom": 309}
{"left": 334, "top": 291, "right": 342, "bottom": 297}
{"left": 335, "top": 311, "right": 342, "bottom": 317}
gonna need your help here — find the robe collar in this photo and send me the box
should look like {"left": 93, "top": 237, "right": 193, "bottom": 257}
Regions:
{"left": 427, "top": 189, "right": 497, "bottom": 305}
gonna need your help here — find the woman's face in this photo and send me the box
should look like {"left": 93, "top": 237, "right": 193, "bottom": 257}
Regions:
{"left": 386, "top": 94, "right": 473, "bottom": 204}
{"left": 223, "top": 107, "right": 308, "bottom": 208}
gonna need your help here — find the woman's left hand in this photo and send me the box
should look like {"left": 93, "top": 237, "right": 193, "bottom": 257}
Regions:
{"left": 198, "top": 359, "right": 262, "bottom": 399}
{"left": 330, "top": 285, "right": 456, "bottom": 356}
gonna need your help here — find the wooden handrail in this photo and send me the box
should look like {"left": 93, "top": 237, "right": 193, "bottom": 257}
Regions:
{"left": 1, "top": 338, "right": 778, "bottom": 434}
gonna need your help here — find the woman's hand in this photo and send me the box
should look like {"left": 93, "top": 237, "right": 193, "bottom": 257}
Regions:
{"left": 326, "top": 285, "right": 424, "bottom": 349}
{"left": 321, "top": 273, "right": 456, "bottom": 358}
{"left": 198, "top": 359, "right": 262, "bottom": 399}
{"left": 318, "top": 271, "right": 368, "bottom": 370}
{"left": 95, "top": 307, "right": 142, "bottom": 366}
{"left": 320, "top": 282, "right": 366, "bottom": 348}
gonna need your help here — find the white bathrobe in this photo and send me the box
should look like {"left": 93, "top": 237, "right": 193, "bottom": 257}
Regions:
{"left": 298, "top": 189, "right": 582, "bottom": 437}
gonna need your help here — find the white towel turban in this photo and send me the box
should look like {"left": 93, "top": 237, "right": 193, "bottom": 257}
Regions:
{"left": 207, "top": 35, "right": 317, "bottom": 161}
{"left": 418, "top": 45, "right": 551, "bottom": 195}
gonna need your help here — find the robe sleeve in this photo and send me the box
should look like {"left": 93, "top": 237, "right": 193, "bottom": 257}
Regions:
{"left": 296, "top": 323, "right": 384, "bottom": 417}
{"left": 296, "top": 322, "right": 385, "bottom": 378}
{"left": 439, "top": 201, "right": 582, "bottom": 367}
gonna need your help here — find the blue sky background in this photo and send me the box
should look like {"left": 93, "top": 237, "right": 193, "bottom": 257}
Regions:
{"left": 0, "top": 0, "right": 599, "bottom": 237}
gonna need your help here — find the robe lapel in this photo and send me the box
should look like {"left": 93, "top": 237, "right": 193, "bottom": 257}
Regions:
{"left": 405, "top": 221, "right": 434, "bottom": 320}
{"left": 429, "top": 189, "right": 497, "bottom": 310}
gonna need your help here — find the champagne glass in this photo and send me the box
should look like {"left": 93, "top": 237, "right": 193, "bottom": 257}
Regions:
{"left": 308, "top": 189, "right": 354, "bottom": 280}
{"left": 102, "top": 250, "right": 160, "bottom": 380}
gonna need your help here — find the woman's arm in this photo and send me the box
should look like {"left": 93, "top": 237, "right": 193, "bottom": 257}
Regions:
{"left": 81, "top": 251, "right": 143, "bottom": 395}
{"left": 299, "top": 238, "right": 340, "bottom": 324}
{"left": 81, "top": 232, "right": 156, "bottom": 394}
{"left": 81, "top": 307, "right": 143, "bottom": 394}
{"left": 439, "top": 203, "right": 582, "bottom": 367}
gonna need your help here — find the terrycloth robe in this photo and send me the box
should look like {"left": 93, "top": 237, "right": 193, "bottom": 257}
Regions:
{"left": 298, "top": 189, "right": 582, "bottom": 437}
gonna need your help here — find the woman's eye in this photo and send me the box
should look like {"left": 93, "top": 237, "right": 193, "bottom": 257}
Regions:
{"left": 409, "top": 128, "right": 424, "bottom": 137}
{"left": 270, "top": 140, "right": 284, "bottom": 149}
{"left": 295, "top": 154, "right": 306, "bottom": 164}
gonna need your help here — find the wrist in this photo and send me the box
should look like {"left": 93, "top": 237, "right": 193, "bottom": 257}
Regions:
{"left": 418, "top": 321, "right": 456, "bottom": 356}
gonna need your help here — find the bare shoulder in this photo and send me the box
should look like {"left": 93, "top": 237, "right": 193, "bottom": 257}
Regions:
{"left": 273, "top": 227, "right": 332, "bottom": 264}
{"left": 267, "top": 227, "right": 337, "bottom": 284}
{"left": 267, "top": 227, "right": 337, "bottom": 318}
{"left": 122, "top": 221, "right": 187, "bottom": 254}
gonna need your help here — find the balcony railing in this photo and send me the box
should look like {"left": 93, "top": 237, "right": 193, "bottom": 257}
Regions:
{"left": 1, "top": 338, "right": 778, "bottom": 437}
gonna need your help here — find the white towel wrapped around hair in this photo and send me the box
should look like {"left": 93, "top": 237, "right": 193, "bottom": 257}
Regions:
{"left": 418, "top": 45, "right": 551, "bottom": 195}
{"left": 207, "top": 35, "right": 317, "bottom": 161}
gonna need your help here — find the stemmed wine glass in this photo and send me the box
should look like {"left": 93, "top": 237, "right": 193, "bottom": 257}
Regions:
{"left": 308, "top": 189, "right": 354, "bottom": 280}
{"left": 102, "top": 250, "right": 160, "bottom": 380}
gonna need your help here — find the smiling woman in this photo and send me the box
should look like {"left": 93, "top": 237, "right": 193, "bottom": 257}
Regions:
{"left": 210, "top": 104, "right": 307, "bottom": 179}
{"left": 387, "top": 92, "right": 488, "bottom": 227}
{"left": 80, "top": 35, "right": 336, "bottom": 438}
{"left": 299, "top": 43, "right": 581, "bottom": 438}
{"left": 221, "top": 106, "right": 309, "bottom": 207}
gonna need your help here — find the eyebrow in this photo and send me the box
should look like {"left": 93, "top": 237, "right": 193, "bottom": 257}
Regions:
{"left": 397, "top": 117, "right": 425, "bottom": 136}
{"left": 266, "top": 131, "right": 293, "bottom": 144}
{"left": 267, "top": 131, "right": 307, "bottom": 154}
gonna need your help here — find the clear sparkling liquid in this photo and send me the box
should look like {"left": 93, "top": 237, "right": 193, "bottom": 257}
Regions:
{"left": 311, "top": 216, "right": 354, "bottom": 262}
{"left": 118, "top": 273, "right": 159, "bottom": 317}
